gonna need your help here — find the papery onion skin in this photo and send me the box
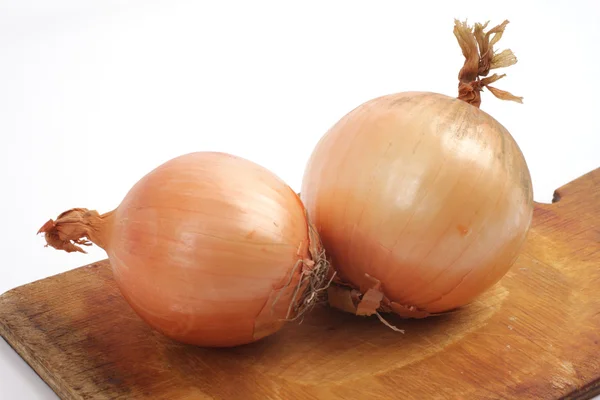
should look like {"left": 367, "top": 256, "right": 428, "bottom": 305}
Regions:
{"left": 300, "top": 91, "right": 533, "bottom": 315}
{"left": 40, "top": 152, "right": 324, "bottom": 347}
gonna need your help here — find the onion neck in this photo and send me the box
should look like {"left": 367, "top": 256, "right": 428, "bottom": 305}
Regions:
{"left": 453, "top": 19, "right": 523, "bottom": 108}
{"left": 38, "top": 208, "right": 116, "bottom": 253}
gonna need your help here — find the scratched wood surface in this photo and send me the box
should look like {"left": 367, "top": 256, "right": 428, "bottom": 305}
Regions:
{"left": 1, "top": 169, "right": 599, "bottom": 400}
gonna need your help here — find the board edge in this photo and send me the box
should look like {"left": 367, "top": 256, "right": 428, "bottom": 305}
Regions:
{"left": 0, "top": 317, "right": 77, "bottom": 400}
{"left": 0, "top": 259, "right": 110, "bottom": 300}
{"left": 562, "top": 379, "right": 600, "bottom": 400}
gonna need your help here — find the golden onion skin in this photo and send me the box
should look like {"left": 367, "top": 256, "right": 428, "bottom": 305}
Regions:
{"left": 301, "top": 92, "right": 533, "bottom": 314}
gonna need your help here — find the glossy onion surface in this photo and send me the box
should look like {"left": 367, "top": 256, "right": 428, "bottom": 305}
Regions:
{"left": 301, "top": 92, "right": 534, "bottom": 314}
{"left": 109, "top": 152, "right": 312, "bottom": 347}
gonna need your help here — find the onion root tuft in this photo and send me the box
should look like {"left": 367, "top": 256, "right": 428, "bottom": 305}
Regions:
{"left": 274, "top": 222, "right": 334, "bottom": 323}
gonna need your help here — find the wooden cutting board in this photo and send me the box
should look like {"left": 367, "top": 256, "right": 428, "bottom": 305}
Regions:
{"left": 1, "top": 169, "right": 600, "bottom": 400}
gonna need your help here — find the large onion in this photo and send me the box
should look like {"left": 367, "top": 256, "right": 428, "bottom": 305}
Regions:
{"left": 300, "top": 20, "right": 534, "bottom": 319}
{"left": 39, "top": 152, "right": 328, "bottom": 347}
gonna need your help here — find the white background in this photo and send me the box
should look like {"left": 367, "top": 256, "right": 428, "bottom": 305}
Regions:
{"left": 1, "top": 0, "right": 599, "bottom": 398}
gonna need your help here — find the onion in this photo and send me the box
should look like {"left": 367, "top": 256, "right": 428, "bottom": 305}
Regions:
{"left": 300, "top": 20, "right": 534, "bottom": 320}
{"left": 38, "top": 152, "right": 329, "bottom": 347}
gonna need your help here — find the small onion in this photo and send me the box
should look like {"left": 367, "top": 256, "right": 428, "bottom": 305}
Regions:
{"left": 300, "top": 20, "right": 534, "bottom": 319}
{"left": 39, "top": 152, "right": 328, "bottom": 347}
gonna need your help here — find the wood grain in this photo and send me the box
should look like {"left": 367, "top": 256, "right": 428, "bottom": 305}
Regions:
{"left": 1, "top": 168, "right": 600, "bottom": 400}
